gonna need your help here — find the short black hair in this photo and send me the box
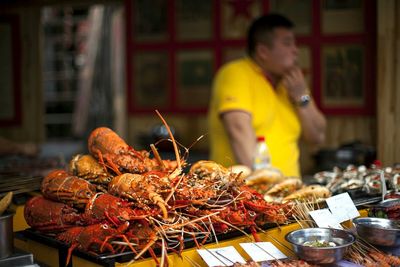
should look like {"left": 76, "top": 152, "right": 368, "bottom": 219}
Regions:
{"left": 247, "top": 13, "right": 294, "bottom": 56}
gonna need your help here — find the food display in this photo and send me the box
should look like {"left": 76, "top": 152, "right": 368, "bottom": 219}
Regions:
{"left": 22, "top": 117, "right": 294, "bottom": 266}
{"left": 16, "top": 114, "right": 400, "bottom": 266}
{"left": 243, "top": 168, "right": 284, "bottom": 194}
{"left": 368, "top": 198, "right": 400, "bottom": 219}
{"left": 314, "top": 164, "right": 400, "bottom": 198}
{"left": 245, "top": 176, "right": 331, "bottom": 204}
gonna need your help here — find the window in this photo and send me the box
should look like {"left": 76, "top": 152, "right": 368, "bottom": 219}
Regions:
{"left": 126, "top": 0, "right": 376, "bottom": 115}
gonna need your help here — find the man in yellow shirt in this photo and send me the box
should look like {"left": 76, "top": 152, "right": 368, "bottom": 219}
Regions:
{"left": 208, "top": 14, "right": 326, "bottom": 178}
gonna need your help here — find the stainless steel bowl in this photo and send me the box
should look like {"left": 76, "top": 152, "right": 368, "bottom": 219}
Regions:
{"left": 0, "top": 212, "right": 14, "bottom": 259}
{"left": 353, "top": 217, "right": 400, "bottom": 247}
{"left": 285, "top": 228, "right": 356, "bottom": 264}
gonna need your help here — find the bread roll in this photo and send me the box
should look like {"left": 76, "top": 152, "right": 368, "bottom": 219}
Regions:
{"left": 245, "top": 168, "right": 284, "bottom": 185}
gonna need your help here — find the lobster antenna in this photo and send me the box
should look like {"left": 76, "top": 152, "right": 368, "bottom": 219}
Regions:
{"left": 155, "top": 110, "right": 181, "bottom": 170}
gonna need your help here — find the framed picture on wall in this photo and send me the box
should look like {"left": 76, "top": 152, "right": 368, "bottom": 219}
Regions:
{"left": 322, "top": 0, "right": 364, "bottom": 34}
{"left": 176, "top": 0, "right": 212, "bottom": 40}
{"left": 133, "top": 0, "right": 168, "bottom": 42}
{"left": 270, "top": 0, "right": 312, "bottom": 35}
{"left": 321, "top": 45, "right": 365, "bottom": 109}
{"left": 221, "top": 0, "right": 262, "bottom": 39}
{"left": 0, "top": 15, "right": 21, "bottom": 126}
{"left": 133, "top": 52, "right": 169, "bottom": 108}
{"left": 176, "top": 50, "right": 213, "bottom": 108}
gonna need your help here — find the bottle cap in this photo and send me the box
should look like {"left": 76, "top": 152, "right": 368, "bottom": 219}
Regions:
{"left": 256, "top": 136, "right": 265, "bottom": 142}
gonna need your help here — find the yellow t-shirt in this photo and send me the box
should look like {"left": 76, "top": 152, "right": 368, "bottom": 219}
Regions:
{"left": 208, "top": 57, "right": 301, "bottom": 177}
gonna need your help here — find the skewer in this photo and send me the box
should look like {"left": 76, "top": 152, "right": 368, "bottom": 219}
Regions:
{"left": 215, "top": 250, "right": 236, "bottom": 265}
{"left": 203, "top": 247, "right": 229, "bottom": 266}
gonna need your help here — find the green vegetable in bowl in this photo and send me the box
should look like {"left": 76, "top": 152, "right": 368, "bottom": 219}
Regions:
{"left": 303, "top": 240, "right": 337, "bottom": 247}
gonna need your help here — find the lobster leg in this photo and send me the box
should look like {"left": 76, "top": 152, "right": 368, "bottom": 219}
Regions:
{"left": 104, "top": 155, "right": 122, "bottom": 176}
{"left": 92, "top": 148, "right": 108, "bottom": 173}
{"left": 134, "top": 234, "right": 158, "bottom": 260}
{"left": 65, "top": 243, "right": 78, "bottom": 267}
{"left": 98, "top": 240, "right": 115, "bottom": 254}
{"left": 148, "top": 246, "right": 160, "bottom": 266}
{"left": 94, "top": 149, "right": 122, "bottom": 176}
{"left": 191, "top": 233, "right": 201, "bottom": 249}
{"left": 118, "top": 234, "right": 138, "bottom": 254}
{"left": 149, "top": 192, "right": 168, "bottom": 219}
{"left": 250, "top": 225, "right": 261, "bottom": 242}
{"left": 127, "top": 146, "right": 145, "bottom": 161}
{"left": 176, "top": 235, "right": 184, "bottom": 257}
{"left": 190, "top": 222, "right": 210, "bottom": 246}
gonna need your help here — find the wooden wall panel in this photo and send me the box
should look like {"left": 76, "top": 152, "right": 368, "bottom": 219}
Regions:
{"left": 325, "top": 117, "right": 376, "bottom": 148}
{"left": 300, "top": 116, "right": 375, "bottom": 174}
{"left": 377, "top": 0, "right": 400, "bottom": 166}
{"left": 0, "top": 8, "right": 44, "bottom": 143}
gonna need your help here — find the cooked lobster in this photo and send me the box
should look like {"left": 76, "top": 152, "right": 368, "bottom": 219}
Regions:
{"left": 56, "top": 222, "right": 135, "bottom": 266}
{"left": 69, "top": 154, "right": 113, "bottom": 191}
{"left": 88, "top": 127, "right": 178, "bottom": 174}
{"left": 24, "top": 196, "right": 85, "bottom": 232}
{"left": 108, "top": 173, "right": 168, "bottom": 219}
{"left": 84, "top": 193, "right": 156, "bottom": 225}
{"left": 41, "top": 169, "right": 97, "bottom": 208}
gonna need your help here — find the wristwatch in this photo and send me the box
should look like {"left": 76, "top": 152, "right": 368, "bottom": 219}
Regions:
{"left": 296, "top": 94, "right": 311, "bottom": 107}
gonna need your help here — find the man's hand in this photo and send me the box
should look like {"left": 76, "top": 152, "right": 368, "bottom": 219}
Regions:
{"left": 282, "top": 67, "right": 308, "bottom": 103}
{"left": 281, "top": 67, "right": 327, "bottom": 145}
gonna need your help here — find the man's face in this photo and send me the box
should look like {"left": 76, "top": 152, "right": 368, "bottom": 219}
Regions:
{"left": 259, "top": 27, "right": 298, "bottom": 76}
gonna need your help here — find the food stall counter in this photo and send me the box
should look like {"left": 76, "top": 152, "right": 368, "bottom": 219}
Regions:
{"left": 14, "top": 222, "right": 302, "bottom": 267}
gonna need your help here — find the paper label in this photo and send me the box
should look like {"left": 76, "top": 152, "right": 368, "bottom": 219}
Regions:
{"left": 326, "top": 192, "right": 360, "bottom": 222}
{"left": 197, "top": 246, "right": 246, "bottom": 267}
{"left": 240, "top": 242, "right": 287, "bottom": 262}
{"left": 309, "top": 208, "right": 343, "bottom": 229}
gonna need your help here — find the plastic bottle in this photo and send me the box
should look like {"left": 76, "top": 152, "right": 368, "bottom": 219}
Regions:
{"left": 252, "top": 136, "right": 271, "bottom": 170}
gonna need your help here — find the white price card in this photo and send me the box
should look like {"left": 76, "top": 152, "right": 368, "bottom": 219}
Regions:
{"left": 197, "top": 246, "right": 246, "bottom": 267}
{"left": 240, "top": 242, "right": 287, "bottom": 262}
{"left": 309, "top": 208, "right": 343, "bottom": 229}
{"left": 326, "top": 192, "right": 360, "bottom": 223}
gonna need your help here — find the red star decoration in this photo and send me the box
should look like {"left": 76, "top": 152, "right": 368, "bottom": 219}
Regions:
{"left": 227, "top": 0, "right": 256, "bottom": 20}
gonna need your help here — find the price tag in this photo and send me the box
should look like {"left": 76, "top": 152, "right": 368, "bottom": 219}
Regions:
{"left": 240, "top": 242, "right": 287, "bottom": 262}
{"left": 309, "top": 208, "right": 343, "bottom": 229}
{"left": 197, "top": 246, "right": 246, "bottom": 267}
{"left": 326, "top": 192, "right": 360, "bottom": 223}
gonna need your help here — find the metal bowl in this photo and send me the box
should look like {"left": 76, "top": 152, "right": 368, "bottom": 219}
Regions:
{"left": 285, "top": 228, "right": 356, "bottom": 264}
{"left": 353, "top": 217, "right": 400, "bottom": 247}
{"left": 0, "top": 212, "right": 14, "bottom": 259}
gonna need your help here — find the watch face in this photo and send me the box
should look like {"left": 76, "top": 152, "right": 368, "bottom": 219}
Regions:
{"left": 298, "top": 95, "right": 311, "bottom": 107}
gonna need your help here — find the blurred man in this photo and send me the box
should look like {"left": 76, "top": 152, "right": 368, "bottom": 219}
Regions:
{"left": 208, "top": 14, "right": 326, "bottom": 178}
